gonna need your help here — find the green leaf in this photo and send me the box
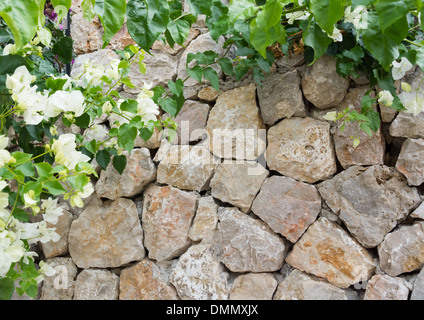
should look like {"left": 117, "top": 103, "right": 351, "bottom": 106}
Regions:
{"left": 302, "top": 20, "right": 332, "bottom": 64}
{"left": 0, "top": 277, "right": 15, "bottom": 300}
{"left": 310, "top": 0, "right": 347, "bottom": 34}
{"left": 159, "top": 97, "right": 178, "bottom": 116}
{"left": 127, "top": 0, "right": 170, "bottom": 52}
{"left": 46, "top": 78, "right": 69, "bottom": 92}
{"left": 11, "top": 208, "right": 29, "bottom": 222}
{"left": 51, "top": 0, "right": 72, "bottom": 23}
{"left": 52, "top": 37, "right": 74, "bottom": 64}
{"left": 81, "top": 0, "right": 96, "bottom": 21}
{"left": 186, "top": 0, "right": 212, "bottom": 15}
{"left": 0, "top": 0, "right": 41, "bottom": 49}
{"left": 168, "top": 79, "right": 184, "bottom": 97}
{"left": 120, "top": 99, "right": 138, "bottom": 114}
{"left": 112, "top": 154, "right": 127, "bottom": 174}
{"left": 10, "top": 152, "right": 32, "bottom": 165}
{"left": 96, "top": 149, "right": 111, "bottom": 170}
{"left": 219, "top": 57, "right": 235, "bottom": 76}
{"left": 44, "top": 180, "right": 67, "bottom": 195}
{"left": 95, "top": 0, "right": 127, "bottom": 48}
{"left": 117, "top": 123, "right": 137, "bottom": 152}
{"left": 139, "top": 127, "right": 154, "bottom": 142}
{"left": 375, "top": 0, "right": 415, "bottom": 31}
{"left": 15, "top": 162, "right": 35, "bottom": 177}
{"left": 250, "top": 19, "right": 286, "bottom": 57}
{"left": 166, "top": 19, "right": 190, "bottom": 46}
{"left": 34, "top": 162, "right": 53, "bottom": 177}
{"left": 74, "top": 112, "right": 91, "bottom": 129}
{"left": 255, "top": 0, "right": 283, "bottom": 31}
{"left": 203, "top": 67, "right": 220, "bottom": 91}
{"left": 228, "top": 0, "right": 257, "bottom": 22}
{"left": 186, "top": 65, "right": 204, "bottom": 83}
{"left": 361, "top": 11, "right": 402, "bottom": 70}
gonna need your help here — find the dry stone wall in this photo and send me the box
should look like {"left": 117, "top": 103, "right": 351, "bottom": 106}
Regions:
{"left": 28, "top": 0, "right": 424, "bottom": 300}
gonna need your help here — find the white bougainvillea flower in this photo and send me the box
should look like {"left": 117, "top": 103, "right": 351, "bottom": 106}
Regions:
{"left": 51, "top": 133, "right": 90, "bottom": 170}
{"left": 0, "top": 149, "right": 16, "bottom": 168}
{"left": 2, "top": 44, "right": 16, "bottom": 56}
{"left": 327, "top": 26, "right": 343, "bottom": 42}
{"left": 83, "top": 59, "right": 105, "bottom": 87}
{"left": 0, "top": 135, "right": 8, "bottom": 150}
{"left": 378, "top": 90, "right": 394, "bottom": 107}
{"left": 401, "top": 82, "right": 412, "bottom": 92}
{"left": 398, "top": 91, "right": 424, "bottom": 115}
{"left": 139, "top": 82, "right": 154, "bottom": 99}
{"left": 105, "top": 59, "right": 120, "bottom": 80}
{"left": 344, "top": 5, "right": 368, "bottom": 29}
{"left": 323, "top": 111, "right": 338, "bottom": 121}
{"left": 41, "top": 198, "right": 64, "bottom": 225}
{"left": 392, "top": 57, "right": 413, "bottom": 80}
{"left": 84, "top": 124, "right": 108, "bottom": 142}
{"left": 37, "top": 221, "right": 60, "bottom": 243}
{"left": 6, "top": 66, "right": 36, "bottom": 95}
{"left": 47, "top": 90, "right": 85, "bottom": 118}
{"left": 136, "top": 97, "right": 160, "bottom": 123}
{"left": 70, "top": 182, "right": 94, "bottom": 208}
{"left": 286, "top": 10, "right": 310, "bottom": 24}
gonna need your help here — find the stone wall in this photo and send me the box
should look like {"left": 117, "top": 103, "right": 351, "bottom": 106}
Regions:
{"left": 33, "top": 1, "right": 424, "bottom": 300}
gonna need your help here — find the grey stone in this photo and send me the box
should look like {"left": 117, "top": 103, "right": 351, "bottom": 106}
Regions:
{"left": 411, "top": 267, "right": 424, "bottom": 300}
{"left": 274, "top": 269, "right": 358, "bottom": 300}
{"left": 364, "top": 274, "right": 409, "bottom": 300}
{"left": 301, "top": 55, "right": 350, "bottom": 109}
{"left": 396, "top": 138, "right": 424, "bottom": 186}
{"left": 390, "top": 111, "right": 424, "bottom": 139}
{"left": 188, "top": 196, "right": 219, "bottom": 242}
{"left": 251, "top": 175, "right": 321, "bottom": 243}
{"left": 40, "top": 257, "right": 78, "bottom": 300}
{"left": 73, "top": 269, "right": 119, "bottom": 300}
{"left": 378, "top": 222, "right": 424, "bottom": 277}
{"left": 95, "top": 148, "right": 156, "bottom": 200}
{"left": 170, "top": 243, "right": 230, "bottom": 300}
{"left": 318, "top": 165, "right": 421, "bottom": 248}
{"left": 210, "top": 160, "right": 269, "bottom": 213}
{"left": 218, "top": 207, "right": 290, "bottom": 272}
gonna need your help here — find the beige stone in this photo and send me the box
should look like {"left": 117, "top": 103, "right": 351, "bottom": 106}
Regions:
{"left": 230, "top": 273, "right": 277, "bottom": 300}
{"left": 286, "top": 217, "right": 376, "bottom": 288}
{"left": 364, "top": 274, "right": 409, "bottom": 300}
{"left": 142, "top": 184, "right": 199, "bottom": 261}
{"left": 74, "top": 269, "right": 119, "bottom": 300}
{"left": 41, "top": 209, "right": 73, "bottom": 259}
{"left": 266, "top": 117, "right": 337, "bottom": 183}
{"left": 119, "top": 259, "right": 179, "bottom": 300}
{"left": 188, "top": 196, "right": 218, "bottom": 242}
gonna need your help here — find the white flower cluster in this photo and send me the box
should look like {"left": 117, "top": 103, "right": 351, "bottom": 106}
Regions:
{"left": 344, "top": 5, "right": 368, "bottom": 30}
{"left": 0, "top": 135, "right": 16, "bottom": 168}
{"left": 0, "top": 179, "right": 60, "bottom": 279}
{"left": 6, "top": 66, "right": 85, "bottom": 125}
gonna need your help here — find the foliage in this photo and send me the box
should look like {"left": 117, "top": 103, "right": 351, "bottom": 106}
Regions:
{"left": 1, "top": 0, "right": 424, "bottom": 299}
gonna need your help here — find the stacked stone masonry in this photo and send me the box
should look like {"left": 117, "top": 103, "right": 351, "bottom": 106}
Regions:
{"left": 26, "top": 0, "right": 424, "bottom": 300}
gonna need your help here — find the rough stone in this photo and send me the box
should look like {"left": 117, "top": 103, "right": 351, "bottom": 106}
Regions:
{"left": 70, "top": 12, "right": 103, "bottom": 55}
{"left": 378, "top": 221, "right": 424, "bottom": 277}
{"left": 332, "top": 87, "right": 386, "bottom": 169}
{"left": 107, "top": 23, "right": 136, "bottom": 51}
{"left": 410, "top": 201, "right": 424, "bottom": 220}
{"left": 177, "top": 32, "right": 225, "bottom": 87}
{"left": 142, "top": 184, "right": 199, "bottom": 261}
{"left": 411, "top": 267, "right": 424, "bottom": 300}
{"left": 40, "top": 257, "right": 78, "bottom": 300}
{"left": 157, "top": 145, "right": 219, "bottom": 192}
{"left": 41, "top": 208, "right": 73, "bottom": 258}
{"left": 285, "top": 217, "right": 376, "bottom": 288}
{"left": 166, "top": 100, "right": 210, "bottom": 144}
{"left": 73, "top": 269, "right": 120, "bottom": 300}
{"left": 318, "top": 165, "right": 421, "bottom": 248}
{"left": 229, "top": 273, "right": 277, "bottom": 300}
{"left": 198, "top": 86, "right": 220, "bottom": 102}
{"left": 206, "top": 83, "right": 266, "bottom": 160}
{"left": 364, "top": 274, "right": 409, "bottom": 300}
{"left": 301, "top": 55, "right": 350, "bottom": 109}
{"left": 124, "top": 50, "right": 178, "bottom": 94}
{"left": 188, "top": 196, "right": 218, "bottom": 242}
{"left": 390, "top": 111, "right": 424, "bottom": 139}
{"left": 266, "top": 117, "right": 337, "bottom": 183}
{"left": 152, "top": 27, "right": 200, "bottom": 55}
{"left": 396, "top": 138, "right": 424, "bottom": 186}
{"left": 257, "top": 70, "right": 306, "bottom": 125}
{"left": 251, "top": 175, "right": 321, "bottom": 243}
{"left": 119, "top": 259, "right": 179, "bottom": 300}
{"left": 95, "top": 148, "right": 156, "bottom": 200}
{"left": 210, "top": 160, "right": 269, "bottom": 213}
{"left": 273, "top": 269, "right": 358, "bottom": 300}
{"left": 218, "top": 207, "right": 290, "bottom": 272}
{"left": 170, "top": 243, "right": 230, "bottom": 300}
{"left": 68, "top": 197, "right": 145, "bottom": 268}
